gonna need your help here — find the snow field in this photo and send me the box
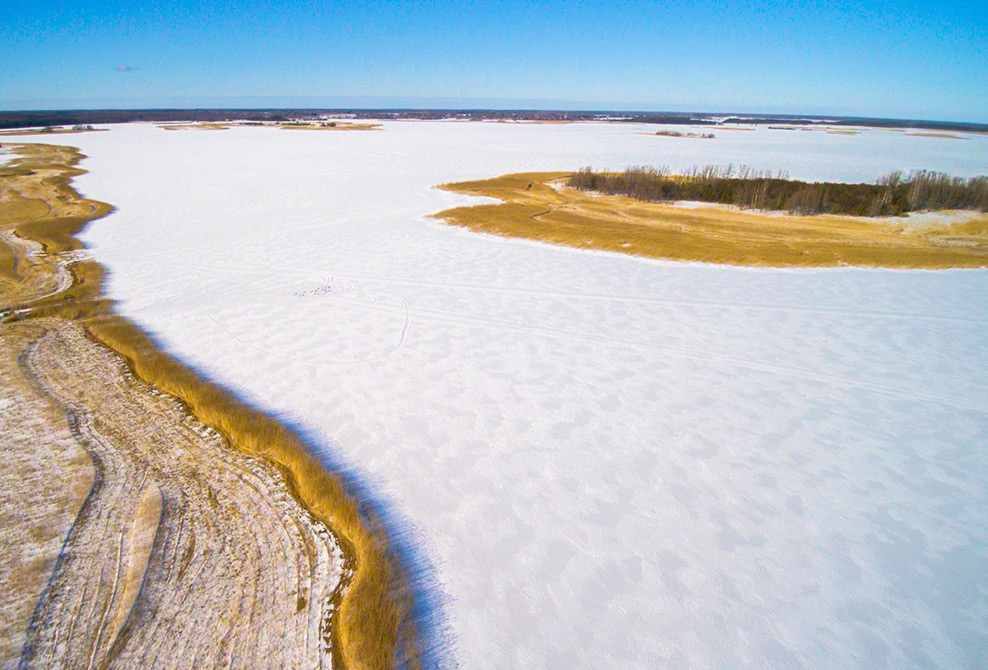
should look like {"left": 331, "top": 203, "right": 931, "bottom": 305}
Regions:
{"left": 9, "top": 121, "right": 985, "bottom": 668}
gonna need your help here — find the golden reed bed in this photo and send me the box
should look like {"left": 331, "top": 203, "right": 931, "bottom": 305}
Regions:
{"left": 0, "top": 143, "right": 422, "bottom": 669}
{"left": 433, "top": 172, "right": 988, "bottom": 268}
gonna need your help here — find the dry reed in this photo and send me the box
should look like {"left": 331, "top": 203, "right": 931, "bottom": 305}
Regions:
{"left": 1, "top": 142, "right": 421, "bottom": 670}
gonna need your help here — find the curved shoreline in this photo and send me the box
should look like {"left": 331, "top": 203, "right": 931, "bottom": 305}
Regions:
{"left": 0, "top": 143, "right": 435, "bottom": 669}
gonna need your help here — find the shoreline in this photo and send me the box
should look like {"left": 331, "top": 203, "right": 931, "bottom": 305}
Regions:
{"left": 0, "top": 143, "right": 429, "bottom": 669}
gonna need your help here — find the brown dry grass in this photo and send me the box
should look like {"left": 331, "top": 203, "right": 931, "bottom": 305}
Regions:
{"left": 432, "top": 172, "right": 988, "bottom": 268}
{"left": 159, "top": 122, "right": 232, "bottom": 131}
{"left": 0, "top": 241, "right": 13, "bottom": 281}
{"left": 279, "top": 122, "right": 383, "bottom": 131}
{"left": 906, "top": 132, "right": 968, "bottom": 140}
{"left": 1, "top": 142, "right": 421, "bottom": 670}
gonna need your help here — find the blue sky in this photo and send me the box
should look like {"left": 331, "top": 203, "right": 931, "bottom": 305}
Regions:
{"left": 2, "top": 0, "right": 986, "bottom": 122}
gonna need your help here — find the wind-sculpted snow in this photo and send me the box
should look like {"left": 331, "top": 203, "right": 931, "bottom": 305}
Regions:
{"left": 13, "top": 122, "right": 986, "bottom": 667}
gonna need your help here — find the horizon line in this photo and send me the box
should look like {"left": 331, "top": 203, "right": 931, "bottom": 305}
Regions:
{"left": 1, "top": 95, "right": 985, "bottom": 126}
{"left": 2, "top": 107, "right": 987, "bottom": 130}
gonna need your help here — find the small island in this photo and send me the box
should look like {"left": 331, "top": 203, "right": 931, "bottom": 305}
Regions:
{"left": 653, "top": 130, "right": 716, "bottom": 138}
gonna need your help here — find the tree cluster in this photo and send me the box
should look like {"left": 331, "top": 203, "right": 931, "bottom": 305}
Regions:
{"left": 567, "top": 166, "right": 988, "bottom": 216}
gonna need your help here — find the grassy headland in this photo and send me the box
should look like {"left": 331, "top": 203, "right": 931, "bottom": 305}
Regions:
{"left": 433, "top": 171, "right": 988, "bottom": 268}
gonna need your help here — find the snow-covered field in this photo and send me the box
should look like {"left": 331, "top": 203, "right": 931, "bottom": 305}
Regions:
{"left": 11, "top": 122, "right": 988, "bottom": 668}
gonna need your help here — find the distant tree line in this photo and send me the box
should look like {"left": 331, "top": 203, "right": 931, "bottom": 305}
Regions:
{"left": 2, "top": 110, "right": 986, "bottom": 133}
{"left": 567, "top": 166, "right": 988, "bottom": 216}
{"left": 0, "top": 110, "right": 293, "bottom": 130}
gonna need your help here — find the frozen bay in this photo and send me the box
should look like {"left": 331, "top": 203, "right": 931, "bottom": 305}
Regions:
{"left": 11, "top": 121, "right": 986, "bottom": 668}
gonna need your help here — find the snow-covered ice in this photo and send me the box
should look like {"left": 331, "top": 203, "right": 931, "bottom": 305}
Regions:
{"left": 11, "top": 122, "right": 988, "bottom": 668}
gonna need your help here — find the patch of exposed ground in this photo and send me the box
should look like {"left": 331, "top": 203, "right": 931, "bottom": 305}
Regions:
{"left": 433, "top": 172, "right": 988, "bottom": 268}
{"left": 0, "top": 143, "right": 424, "bottom": 669}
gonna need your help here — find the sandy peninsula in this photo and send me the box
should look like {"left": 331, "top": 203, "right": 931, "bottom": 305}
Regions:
{"left": 0, "top": 143, "right": 422, "bottom": 669}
